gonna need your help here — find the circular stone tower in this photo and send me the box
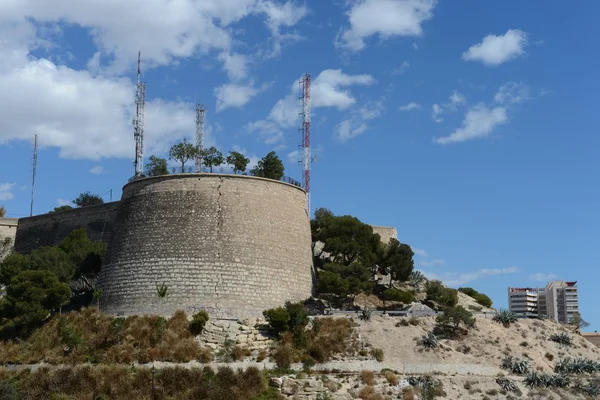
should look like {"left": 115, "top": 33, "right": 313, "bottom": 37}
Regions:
{"left": 97, "top": 174, "right": 313, "bottom": 319}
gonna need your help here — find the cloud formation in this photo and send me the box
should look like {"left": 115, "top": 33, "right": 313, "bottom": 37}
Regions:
{"left": 0, "top": 183, "right": 15, "bottom": 201}
{"left": 335, "top": 99, "right": 385, "bottom": 142}
{"left": 89, "top": 166, "right": 104, "bottom": 175}
{"left": 434, "top": 104, "right": 507, "bottom": 145}
{"left": 336, "top": 0, "right": 437, "bottom": 52}
{"left": 399, "top": 102, "right": 421, "bottom": 112}
{"left": 462, "top": 29, "right": 528, "bottom": 66}
{"left": 249, "top": 69, "right": 376, "bottom": 143}
{"left": 425, "top": 266, "right": 520, "bottom": 286}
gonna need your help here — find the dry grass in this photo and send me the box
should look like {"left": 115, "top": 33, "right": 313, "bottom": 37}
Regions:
{"left": 360, "top": 370, "right": 375, "bottom": 385}
{"left": 0, "top": 308, "right": 213, "bottom": 364}
{"left": 0, "top": 365, "right": 280, "bottom": 400}
{"left": 307, "top": 317, "right": 359, "bottom": 362}
{"left": 384, "top": 371, "right": 399, "bottom": 385}
{"left": 358, "top": 385, "right": 384, "bottom": 400}
{"left": 402, "top": 386, "right": 415, "bottom": 400}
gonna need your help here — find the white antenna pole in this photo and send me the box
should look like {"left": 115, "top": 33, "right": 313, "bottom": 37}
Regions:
{"left": 195, "top": 104, "right": 205, "bottom": 173}
{"left": 133, "top": 51, "right": 146, "bottom": 177}
{"left": 30, "top": 134, "right": 38, "bottom": 217}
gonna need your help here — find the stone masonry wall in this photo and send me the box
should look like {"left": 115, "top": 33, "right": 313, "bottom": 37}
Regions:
{"left": 370, "top": 225, "right": 397, "bottom": 245}
{"left": 98, "top": 174, "right": 314, "bottom": 319}
{"left": 13, "top": 202, "right": 119, "bottom": 254}
{"left": 0, "top": 218, "right": 18, "bottom": 260}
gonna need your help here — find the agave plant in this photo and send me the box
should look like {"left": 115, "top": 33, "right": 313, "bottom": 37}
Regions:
{"left": 492, "top": 309, "right": 518, "bottom": 326}
{"left": 420, "top": 331, "right": 439, "bottom": 349}
{"left": 549, "top": 332, "right": 573, "bottom": 346}
{"left": 555, "top": 357, "right": 600, "bottom": 374}
{"left": 501, "top": 356, "right": 530, "bottom": 375}
{"left": 360, "top": 307, "right": 373, "bottom": 322}
{"left": 496, "top": 378, "right": 517, "bottom": 392}
{"left": 548, "top": 374, "right": 571, "bottom": 388}
{"left": 575, "top": 380, "right": 600, "bottom": 397}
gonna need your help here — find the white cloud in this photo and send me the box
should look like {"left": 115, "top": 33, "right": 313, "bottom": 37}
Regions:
{"left": 249, "top": 69, "right": 375, "bottom": 143}
{"left": 462, "top": 29, "right": 528, "bottom": 66}
{"left": 412, "top": 247, "right": 428, "bottom": 257}
{"left": 335, "top": 99, "right": 384, "bottom": 142}
{"left": 449, "top": 90, "right": 466, "bottom": 105}
{"left": 494, "top": 82, "right": 529, "bottom": 105}
{"left": 399, "top": 102, "right": 421, "bottom": 112}
{"left": 434, "top": 104, "right": 507, "bottom": 145}
{"left": 89, "top": 165, "right": 104, "bottom": 175}
{"left": 431, "top": 103, "right": 443, "bottom": 123}
{"left": 413, "top": 42, "right": 419, "bottom": 50}
{"left": 0, "top": 0, "right": 308, "bottom": 75}
{"left": 336, "top": 0, "right": 437, "bottom": 52}
{"left": 0, "top": 20, "right": 218, "bottom": 160}
{"left": 425, "top": 266, "right": 520, "bottom": 287}
{"left": 57, "top": 198, "right": 70, "bottom": 206}
{"left": 287, "top": 150, "right": 299, "bottom": 164}
{"left": 0, "top": 183, "right": 16, "bottom": 201}
{"left": 392, "top": 61, "right": 410, "bottom": 75}
{"left": 217, "top": 52, "right": 249, "bottom": 81}
{"left": 529, "top": 273, "right": 559, "bottom": 282}
{"left": 214, "top": 82, "right": 268, "bottom": 112}
{"left": 419, "top": 259, "right": 445, "bottom": 267}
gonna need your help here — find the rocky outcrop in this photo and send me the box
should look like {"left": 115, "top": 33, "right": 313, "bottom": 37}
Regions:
{"left": 198, "top": 318, "right": 274, "bottom": 350}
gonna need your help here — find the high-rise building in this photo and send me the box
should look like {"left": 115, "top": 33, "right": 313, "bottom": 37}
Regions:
{"left": 507, "top": 281, "right": 579, "bottom": 324}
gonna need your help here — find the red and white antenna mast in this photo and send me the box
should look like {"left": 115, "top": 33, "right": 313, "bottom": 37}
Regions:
{"left": 299, "top": 74, "right": 312, "bottom": 212}
{"left": 133, "top": 51, "right": 146, "bottom": 177}
{"left": 195, "top": 104, "right": 205, "bottom": 173}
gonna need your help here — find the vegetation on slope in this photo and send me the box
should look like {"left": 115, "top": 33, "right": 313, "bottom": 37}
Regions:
{"left": 0, "top": 365, "right": 280, "bottom": 400}
{"left": 0, "top": 307, "right": 212, "bottom": 364}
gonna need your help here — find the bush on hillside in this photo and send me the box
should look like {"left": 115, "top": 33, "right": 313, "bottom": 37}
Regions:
{"left": 425, "top": 280, "right": 458, "bottom": 308}
{"left": 435, "top": 306, "right": 476, "bottom": 333}
{"left": 189, "top": 310, "right": 209, "bottom": 335}
{"left": 383, "top": 288, "right": 415, "bottom": 303}
{"left": 549, "top": 332, "right": 573, "bottom": 346}
{"left": 458, "top": 287, "right": 493, "bottom": 308}
{"left": 492, "top": 309, "right": 518, "bottom": 327}
{"left": 263, "top": 301, "right": 309, "bottom": 336}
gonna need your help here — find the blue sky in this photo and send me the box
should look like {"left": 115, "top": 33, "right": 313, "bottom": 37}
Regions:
{"left": 0, "top": 1, "right": 598, "bottom": 327}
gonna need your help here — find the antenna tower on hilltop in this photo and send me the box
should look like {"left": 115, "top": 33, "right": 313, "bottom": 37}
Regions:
{"left": 195, "top": 104, "right": 205, "bottom": 173}
{"left": 30, "top": 134, "right": 38, "bottom": 217}
{"left": 299, "top": 74, "right": 312, "bottom": 212}
{"left": 133, "top": 51, "right": 146, "bottom": 177}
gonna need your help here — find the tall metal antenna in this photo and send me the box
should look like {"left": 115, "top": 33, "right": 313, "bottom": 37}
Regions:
{"left": 299, "top": 74, "right": 312, "bottom": 212}
{"left": 133, "top": 51, "right": 146, "bottom": 177}
{"left": 195, "top": 104, "right": 205, "bottom": 173}
{"left": 30, "top": 134, "right": 38, "bottom": 217}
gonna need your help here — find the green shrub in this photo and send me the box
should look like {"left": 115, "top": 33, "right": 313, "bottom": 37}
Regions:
{"left": 492, "top": 309, "right": 518, "bottom": 327}
{"left": 383, "top": 288, "right": 415, "bottom": 303}
{"left": 435, "top": 306, "right": 475, "bottom": 331}
{"left": 263, "top": 301, "right": 308, "bottom": 336}
{"left": 370, "top": 348, "right": 384, "bottom": 362}
{"left": 501, "top": 356, "right": 530, "bottom": 374}
{"left": 549, "top": 332, "right": 573, "bottom": 346}
{"left": 420, "top": 331, "right": 439, "bottom": 349}
{"left": 426, "top": 280, "right": 458, "bottom": 307}
{"left": 0, "top": 381, "right": 18, "bottom": 400}
{"left": 458, "top": 287, "right": 493, "bottom": 308}
{"left": 189, "top": 310, "right": 209, "bottom": 335}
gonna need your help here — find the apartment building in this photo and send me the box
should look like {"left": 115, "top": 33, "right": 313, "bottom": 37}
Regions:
{"left": 507, "top": 281, "right": 579, "bottom": 324}
{"left": 507, "top": 287, "right": 545, "bottom": 316}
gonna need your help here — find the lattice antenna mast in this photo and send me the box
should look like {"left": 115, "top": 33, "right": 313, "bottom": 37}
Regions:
{"left": 133, "top": 51, "right": 146, "bottom": 177}
{"left": 299, "top": 74, "right": 312, "bottom": 212}
{"left": 195, "top": 104, "right": 205, "bottom": 173}
{"left": 30, "top": 134, "right": 38, "bottom": 217}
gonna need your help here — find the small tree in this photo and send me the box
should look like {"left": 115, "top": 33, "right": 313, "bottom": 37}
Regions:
{"left": 92, "top": 287, "right": 103, "bottom": 308}
{"left": 250, "top": 151, "right": 285, "bottom": 180}
{"left": 0, "top": 206, "right": 5, "bottom": 217}
{"left": 49, "top": 205, "right": 74, "bottom": 214}
{"left": 426, "top": 280, "right": 458, "bottom": 308}
{"left": 145, "top": 155, "right": 169, "bottom": 176}
{"left": 199, "top": 146, "right": 225, "bottom": 173}
{"left": 226, "top": 151, "right": 250, "bottom": 174}
{"left": 569, "top": 312, "right": 590, "bottom": 332}
{"left": 73, "top": 192, "right": 104, "bottom": 207}
{"left": 169, "top": 138, "right": 197, "bottom": 173}
{"left": 436, "top": 306, "right": 476, "bottom": 332}
{"left": 380, "top": 238, "right": 414, "bottom": 282}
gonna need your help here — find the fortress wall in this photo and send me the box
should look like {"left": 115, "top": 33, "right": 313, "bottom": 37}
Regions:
{"left": 0, "top": 218, "right": 18, "bottom": 260}
{"left": 371, "top": 225, "right": 398, "bottom": 245}
{"left": 13, "top": 202, "right": 120, "bottom": 254}
{"left": 98, "top": 174, "right": 314, "bottom": 319}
